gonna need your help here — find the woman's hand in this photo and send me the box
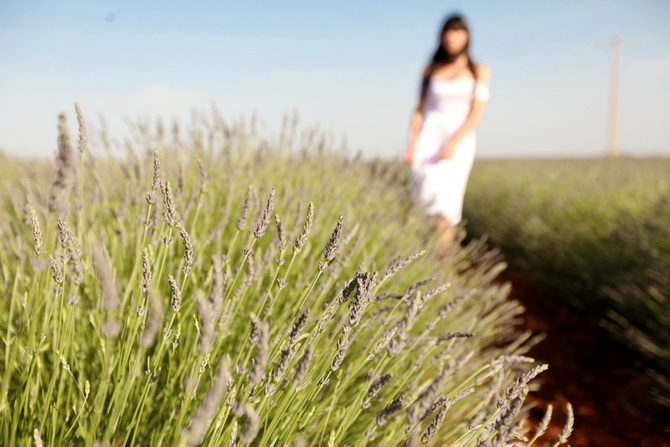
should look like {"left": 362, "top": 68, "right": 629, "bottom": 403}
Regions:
{"left": 439, "top": 139, "right": 458, "bottom": 160}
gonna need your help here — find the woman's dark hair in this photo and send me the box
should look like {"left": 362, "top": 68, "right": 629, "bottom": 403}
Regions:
{"left": 417, "top": 14, "right": 477, "bottom": 111}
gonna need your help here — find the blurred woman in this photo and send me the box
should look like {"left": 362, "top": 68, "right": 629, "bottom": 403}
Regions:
{"left": 405, "top": 14, "right": 490, "bottom": 252}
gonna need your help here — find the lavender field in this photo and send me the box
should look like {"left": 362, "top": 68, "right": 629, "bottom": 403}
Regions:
{"left": 463, "top": 158, "right": 670, "bottom": 411}
{"left": 0, "top": 108, "right": 574, "bottom": 446}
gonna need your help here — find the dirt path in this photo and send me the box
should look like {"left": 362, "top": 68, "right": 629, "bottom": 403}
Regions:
{"left": 499, "top": 271, "right": 670, "bottom": 447}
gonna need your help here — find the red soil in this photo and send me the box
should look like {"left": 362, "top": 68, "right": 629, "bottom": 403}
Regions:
{"left": 500, "top": 272, "right": 670, "bottom": 447}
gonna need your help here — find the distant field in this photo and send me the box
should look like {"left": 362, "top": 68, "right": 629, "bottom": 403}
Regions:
{"left": 463, "top": 157, "right": 670, "bottom": 409}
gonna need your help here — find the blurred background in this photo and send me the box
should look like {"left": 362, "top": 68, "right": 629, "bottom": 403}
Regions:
{"left": 1, "top": 0, "right": 669, "bottom": 159}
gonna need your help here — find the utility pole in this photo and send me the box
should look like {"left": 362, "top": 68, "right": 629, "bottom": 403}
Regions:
{"left": 607, "top": 36, "right": 621, "bottom": 158}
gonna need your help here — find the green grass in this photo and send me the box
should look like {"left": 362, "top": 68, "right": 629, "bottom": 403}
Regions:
{"left": 463, "top": 157, "right": 670, "bottom": 410}
{"left": 0, "top": 108, "right": 573, "bottom": 446}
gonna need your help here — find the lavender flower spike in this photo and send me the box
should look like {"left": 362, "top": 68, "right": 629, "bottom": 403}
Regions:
{"left": 146, "top": 150, "right": 162, "bottom": 204}
{"left": 236, "top": 186, "right": 253, "bottom": 231}
{"left": 248, "top": 313, "right": 269, "bottom": 388}
{"left": 557, "top": 403, "right": 574, "bottom": 444}
{"left": 27, "top": 206, "right": 43, "bottom": 255}
{"left": 382, "top": 250, "right": 426, "bottom": 281}
{"left": 139, "top": 246, "right": 153, "bottom": 294}
{"left": 274, "top": 213, "right": 287, "bottom": 252}
{"left": 168, "top": 274, "right": 181, "bottom": 312}
{"left": 161, "top": 181, "right": 178, "bottom": 227}
{"left": 49, "top": 256, "right": 64, "bottom": 295}
{"left": 293, "top": 346, "right": 312, "bottom": 390}
{"left": 376, "top": 395, "right": 404, "bottom": 426}
{"left": 182, "top": 355, "right": 231, "bottom": 446}
{"left": 175, "top": 221, "right": 194, "bottom": 275}
{"left": 293, "top": 202, "right": 314, "bottom": 253}
{"left": 253, "top": 187, "right": 275, "bottom": 238}
{"left": 74, "top": 102, "right": 88, "bottom": 154}
{"left": 319, "top": 215, "right": 344, "bottom": 272}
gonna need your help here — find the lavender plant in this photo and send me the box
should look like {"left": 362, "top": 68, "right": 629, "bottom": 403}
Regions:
{"left": 0, "top": 107, "right": 572, "bottom": 446}
{"left": 462, "top": 158, "right": 670, "bottom": 413}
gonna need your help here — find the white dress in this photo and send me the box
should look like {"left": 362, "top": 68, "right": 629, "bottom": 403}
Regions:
{"left": 411, "top": 76, "right": 490, "bottom": 226}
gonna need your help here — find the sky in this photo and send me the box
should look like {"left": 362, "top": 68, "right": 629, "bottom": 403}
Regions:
{"left": 0, "top": 0, "right": 669, "bottom": 160}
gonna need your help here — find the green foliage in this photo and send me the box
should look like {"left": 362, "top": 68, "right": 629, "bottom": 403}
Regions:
{"left": 0, "top": 110, "right": 571, "bottom": 446}
{"left": 463, "top": 158, "right": 670, "bottom": 410}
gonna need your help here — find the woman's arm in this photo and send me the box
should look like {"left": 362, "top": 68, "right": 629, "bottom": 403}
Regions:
{"left": 405, "top": 110, "right": 424, "bottom": 162}
{"left": 405, "top": 68, "right": 432, "bottom": 163}
{"left": 440, "top": 64, "right": 490, "bottom": 159}
{"left": 408, "top": 110, "right": 424, "bottom": 147}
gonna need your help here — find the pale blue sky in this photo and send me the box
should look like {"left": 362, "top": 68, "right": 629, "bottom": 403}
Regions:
{"left": 1, "top": 0, "right": 669, "bottom": 159}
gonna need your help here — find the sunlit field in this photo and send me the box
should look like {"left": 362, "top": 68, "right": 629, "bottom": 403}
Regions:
{"left": 463, "top": 158, "right": 670, "bottom": 412}
{"left": 0, "top": 108, "right": 574, "bottom": 446}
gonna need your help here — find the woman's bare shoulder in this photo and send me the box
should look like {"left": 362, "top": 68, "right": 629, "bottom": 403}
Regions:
{"left": 475, "top": 63, "right": 491, "bottom": 82}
